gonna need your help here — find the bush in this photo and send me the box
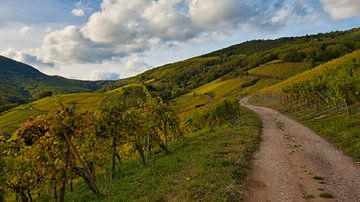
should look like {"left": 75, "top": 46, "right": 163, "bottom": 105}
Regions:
{"left": 188, "top": 99, "right": 242, "bottom": 130}
{"left": 37, "top": 91, "right": 53, "bottom": 99}
{"left": 282, "top": 51, "right": 306, "bottom": 62}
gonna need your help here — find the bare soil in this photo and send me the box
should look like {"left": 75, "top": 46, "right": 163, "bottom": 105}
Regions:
{"left": 240, "top": 96, "right": 360, "bottom": 202}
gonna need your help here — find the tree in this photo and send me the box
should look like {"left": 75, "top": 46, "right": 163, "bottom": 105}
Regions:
{"left": 140, "top": 88, "right": 181, "bottom": 155}
{"left": 37, "top": 91, "right": 53, "bottom": 100}
{"left": 0, "top": 136, "right": 6, "bottom": 202}
{"left": 123, "top": 107, "right": 148, "bottom": 165}
{"left": 94, "top": 96, "right": 126, "bottom": 179}
{"left": 9, "top": 105, "right": 102, "bottom": 202}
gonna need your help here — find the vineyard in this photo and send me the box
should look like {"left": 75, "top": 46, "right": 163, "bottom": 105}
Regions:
{"left": 259, "top": 50, "right": 360, "bottom": 114}
{"left": 0, "top": 86, "right": 254, "bottom": 201}
{"left": 256, "top": 50, "right": 360, "bottom": 159}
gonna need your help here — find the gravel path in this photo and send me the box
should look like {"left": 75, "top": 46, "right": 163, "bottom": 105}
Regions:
{"left": 240, "top": 96, "right": 360, "bottom": 202}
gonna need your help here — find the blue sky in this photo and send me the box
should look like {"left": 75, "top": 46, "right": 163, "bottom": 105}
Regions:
{"left": 0, "top": 0, "right": 359, "bottom": 80}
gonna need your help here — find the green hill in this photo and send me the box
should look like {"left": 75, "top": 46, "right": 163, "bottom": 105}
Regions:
{"left": 104, "top": 28, "right": 360, "bottom": 100}
{"left": 0, "top": 56, "right": 112, "bottom": 112}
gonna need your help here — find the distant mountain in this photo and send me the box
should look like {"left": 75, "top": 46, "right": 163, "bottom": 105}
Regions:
{"left": 0, "top": 56, "right": 112, "bottom": 112}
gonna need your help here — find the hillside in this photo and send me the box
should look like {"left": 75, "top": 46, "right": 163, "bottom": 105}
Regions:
{"left": 256, "top": 50, "right": 360, "bottom": 159}
{"left": 0, "top": 56, "right": 112, "bottom": 112}
{"left": 104, "top": 28, "right": 360, "bottom": 99}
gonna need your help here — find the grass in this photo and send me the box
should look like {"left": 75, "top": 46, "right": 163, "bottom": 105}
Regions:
{"left": 191, "top": 77, "right": 253, "bottom": 99}
{"left": 106, "top": 83, "right": 142, "bottom": 94}
{"left": 241, "top": 78, "right": 279, "bottom": 94}
{"left": 171, "top": 93, "right": 209, "bottom": 113}
{"left": 171, "top": 77, "right": 259, "bottom": 113}
{"left": 53, "top": 107, "right": 262, "bottom": 202}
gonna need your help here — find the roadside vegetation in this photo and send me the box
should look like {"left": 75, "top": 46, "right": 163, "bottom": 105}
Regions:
{"left": 256, "top": 50, "right": 360, "bottom": 160}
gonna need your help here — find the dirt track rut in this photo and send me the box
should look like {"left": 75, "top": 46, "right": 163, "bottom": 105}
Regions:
{"left": 240, "top": 96, "right": 360, "bottom": 202}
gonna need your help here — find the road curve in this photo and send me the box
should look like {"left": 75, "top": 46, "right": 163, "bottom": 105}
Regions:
{"left": 240, "top": 96, "right": 360, "bottom": 202}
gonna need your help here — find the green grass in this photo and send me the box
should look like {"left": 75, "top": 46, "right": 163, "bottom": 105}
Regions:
{"left": 55, "top": 107, "right": 262, "bottom": 202}
{"left": 248, "top": 61, "right": 311, "bottom": 79}
{"left": 171, "top": 77, "right": 254, "bottom": 113}
{"left": 106, "top": 83, "right": 142, "bottom": 94}
{"left": 192, "top": 77, "right": 253, "bottom": 98}
{"left": 241, "top": 78, "right": 279, "bottom": 94}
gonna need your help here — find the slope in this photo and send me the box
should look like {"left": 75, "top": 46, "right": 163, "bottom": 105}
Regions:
{"left": 256, "top": 50, "right": 360, "bottom": 159}
{"left": 104, "top": 28, "right": 360, "bottom": 101}
{"left": 0, "top": 56, "right": 112, "bottom": 112}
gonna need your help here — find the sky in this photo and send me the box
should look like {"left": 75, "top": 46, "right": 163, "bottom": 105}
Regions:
{"left": 0, "top": 0, "right": 359, "bottom": 80}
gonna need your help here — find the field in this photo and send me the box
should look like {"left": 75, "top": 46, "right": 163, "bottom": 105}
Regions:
{"left": 0, "top": 93, "right": 106, "bottom": 134}
{"left": 248, "top": 61, "right": 312, "bottom": 79}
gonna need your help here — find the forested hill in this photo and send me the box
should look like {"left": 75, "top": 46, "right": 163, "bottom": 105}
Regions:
{"left": 0, "top": 56, "right": 112, "bottom": 112}
{"left": 104, "top": 28, "right": 360, "bottom": 99}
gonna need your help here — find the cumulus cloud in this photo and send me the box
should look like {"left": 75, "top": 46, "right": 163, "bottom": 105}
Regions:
{"left": 89, "top": 56, "right": 150, "bottom": 80}
{"left": 121, "top": 56, "right": 150, "bottom": 74}
{"left": 90, "top": 71, "right": 120, "bottom": 80}
{"left": 71, "top": 8, "right": 85, "bottom": 17}
{"left": 189, "top": 0, "right": 313, "bottom": 29}
{"left": 71, "top": 0, "right": 92, "bottom": 17}
{"left": 189, "top": 0, "right": 246, "bottom": 28}
{"left": 36, "top": 26, "right": 118, "bottom": 64}
{"left": 1, "top": 48, "right": 54, "bottom": 69}
{"left": 19, "top": 26, "right": 34, "bottom": 34}
{"left": 320, "top": 0, "right": 360, "bottom": 19}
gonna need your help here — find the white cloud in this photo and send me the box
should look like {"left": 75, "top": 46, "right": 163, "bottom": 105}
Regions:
{"left": 121, "top": 56, "right": 150, "bottom": 74}
{"left": 320, "top": 0, "right": 360, "bottom": 19}
{"left": 0, "top": 48, "right": 54, "bottom": 69}
{"left": 189, "top": 0, "right": 245, "bottom": 28}
{"left": 36, "top": 26, "right": 118, "bottom": 64}
{"left": 90, "top": 71, "right": 120, "bottom": 80}
{"left": 19, "top": 26, "right": 34, "bottom": 34}
{"left": 71, "top": 8, "right": 85, "bottom": 17}
{"left": 90, "top": 56, "right": 150, "bottom": 80}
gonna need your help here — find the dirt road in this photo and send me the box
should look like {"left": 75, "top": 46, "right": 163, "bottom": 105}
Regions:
{"left": 240, "top": 96, "right": 360, "bottom": 202}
